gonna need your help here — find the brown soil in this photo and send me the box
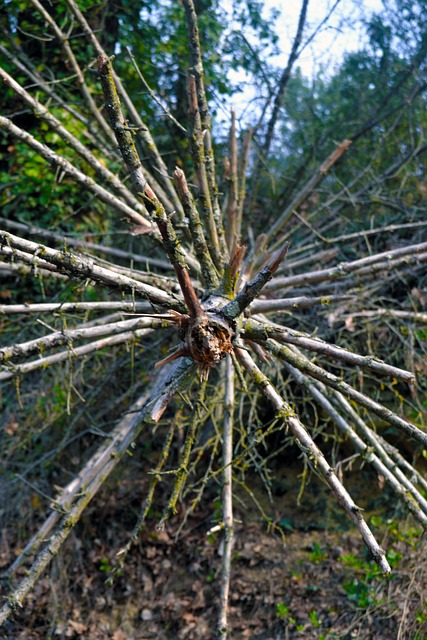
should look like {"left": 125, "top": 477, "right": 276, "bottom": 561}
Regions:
{"left": 1, "top": 462, "right": 427, "bottom": 640}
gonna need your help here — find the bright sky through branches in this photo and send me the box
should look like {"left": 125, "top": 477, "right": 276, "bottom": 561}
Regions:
{"left": 271, "top": 0, "right": 383, "bottom": 78}
{"left": 219, "top": 0, "right": 383, "bottom": 125}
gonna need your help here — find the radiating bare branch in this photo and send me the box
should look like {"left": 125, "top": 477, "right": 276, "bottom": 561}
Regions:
{"left": 264, "top": 339, "right": 427, "bottom": 447}
{"left": 64, "top": 0, "right": 184, "bottom": 217}
{"left": 225, "top": 110, "right": 239, "bottom": 249}
{"left": 0, "top": 231, "right": 184, "bottom": 310}
{"left": 244, "top": 317, "right": 416, "bottom": 382}
{"left": 174, "top": 166, "right": 219, "bottom": 290}
{"left": 0, "top": 217, "right": 172, "bottom": 271}
{"left": 182, "top": 0, "right": 227, "bottom": 256}
{"left": 0, "top": 362, "right": 193, "bottom": 625}
{"left": 221, "top": 242, "right": 290, "bottom": 319}
{"left": 0, "top": 327, "right": 155, "bottom": 381}
{"left": 218, "top": 356, "right": 235, "bottom": 639}
{"left": 0, "top": 115, "right": 152, "bottom": 233}
{"left": 282, "top": 361, "right": 427, "bottom": 526}
{"left": 235, "top": 344, "right": 391, "bottom": 575}
{"left": 266, "top": 242, "right": 427, "bottom": 291}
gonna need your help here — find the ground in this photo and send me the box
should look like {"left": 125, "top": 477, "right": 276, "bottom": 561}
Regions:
{"left": 1, "top": 454, "right": 427, "bottom": 640}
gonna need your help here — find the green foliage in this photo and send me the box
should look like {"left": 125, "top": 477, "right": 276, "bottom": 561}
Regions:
{"left": 0, "top": 0, "right": 281, "bottom": 225}
{"left": 276, "top": 602, "right": 290, "bottom": 620}
{"left": 1, "top": 140, "right": 111, "bottom": 233}
{"left": 339, "top": 517, "right": 423, "bottom": 612}
{"left": 342, "top": 574, "right": 383, "bottom": 608}
{"left": 276, "top": 601, "right": 323, "bottom": 632}
{"left": 98, "top": 557, "right": 113, "bottom": 573}
{"left": 308, "top": 610, "right": 322, "bottom": 628}
{"left": 308, "top": 542, "right": 328, "bottom": 564}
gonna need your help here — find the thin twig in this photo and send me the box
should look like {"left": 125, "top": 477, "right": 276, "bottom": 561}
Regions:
{"left": 248, "top": 294, "right": 355, "bottom": 314}
{"left": 225, "top": 110, "right": 239, "bottom": 249}
{"left": 115, "top": 420, "right": 177, "bottom": 570}
{"left": 0, "top": 66, "right": 146, "bottom": 217}
{"left": 0, "top": 43, "right": 115, "bottom": 159}
{"left": 173, "top": 166, "right": 219, "bottom": 290}
{"left": 330, "top": 389, "right": 427, "bottom": 506}
{"left": 97, "top": 54, "right": 204, "bottom": 317}
{"left": 29, "top": 0, "right": 114, "bottom": 144}
{"left": 126, "top": 46, "right": 187, "bottom": 133}
{"left": 2, "top": 387, "right": 155, "bottom": 577}
{"left": 64, "top": 0, "right": 184, "bottom": 217}
{"left": 0, "top": 327, "right": 155, "bottom": 381}
{"left": 182, "top": 0, "right": 227, "bottom": 256}
{"left": 0, "top": 317, "right": 166, "bottom": 363}
{"left": 348, "top": 310, "right": 427, "bottom": 324}
{"left": 157, "top": 377, "right": 207, "bottom": 527}
{"left": 0, "top": 301, "right": 152, "bottom": 315}
{"left": 187, "top": 74, "right": 222, "bottom": 267}
{"left": 261, "top": 0, "right": 310, "bottom": 159}
{"left": 237, "top": 127, "right": 252, "bottom": 234}
{"left": 0, "top": 217, "right": 171, "bottom": 271}
{"left": 267, "top": 140, "right": 352, "bottom": 248}
{"left": 266, "top": 242, "right": 427, "bottom": 290}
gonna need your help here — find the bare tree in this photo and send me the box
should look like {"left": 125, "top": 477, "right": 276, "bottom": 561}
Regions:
{"left": 0, "top": 0, "right": 426, "bottom": 636}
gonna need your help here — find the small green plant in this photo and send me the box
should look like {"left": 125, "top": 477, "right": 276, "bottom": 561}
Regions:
{"left": 290, "top": 568, "right": 303, "bottom": 580}
{"left": 342, "top": 577, "right": 382, "bottom": 609}
{"left": 99, "top": 557, "right": 113, "bottom": 573}
{"left": 276, "top": 602, "right": 297, "bottom": 626}
{"left": 340, "top": 553, "right": 371, "bottom": 571}
{"left": 205, "top": 568, "right": 216, "bottom": 583}
{"left": 386, "top": 548, "right": 401, "bottom": 569}
{"left": 309, "top": 609, "right": 322, "bottom": 628}
{"left": 308, "top": 542, "right": 328, "bottom": 563}
{"left": 340, "top": 550, "right": 386, "bottom": 610}
{"left": 276, "top": 602, "right": 289, "bottom": 620}
{"left": 415, "top": 606, "right": 427, "bottom": 625}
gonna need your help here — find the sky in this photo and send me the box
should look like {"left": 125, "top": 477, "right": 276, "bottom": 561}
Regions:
{"left": 219, "top": 0, "right": 384, "bottom": 126}
{"left": 270, "top": 0, "right": 383, "bottom": 78}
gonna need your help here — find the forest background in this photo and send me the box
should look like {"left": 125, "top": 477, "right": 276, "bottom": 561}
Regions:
{"left": 0, "top": 0, "right": 426, "bottom": 638}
